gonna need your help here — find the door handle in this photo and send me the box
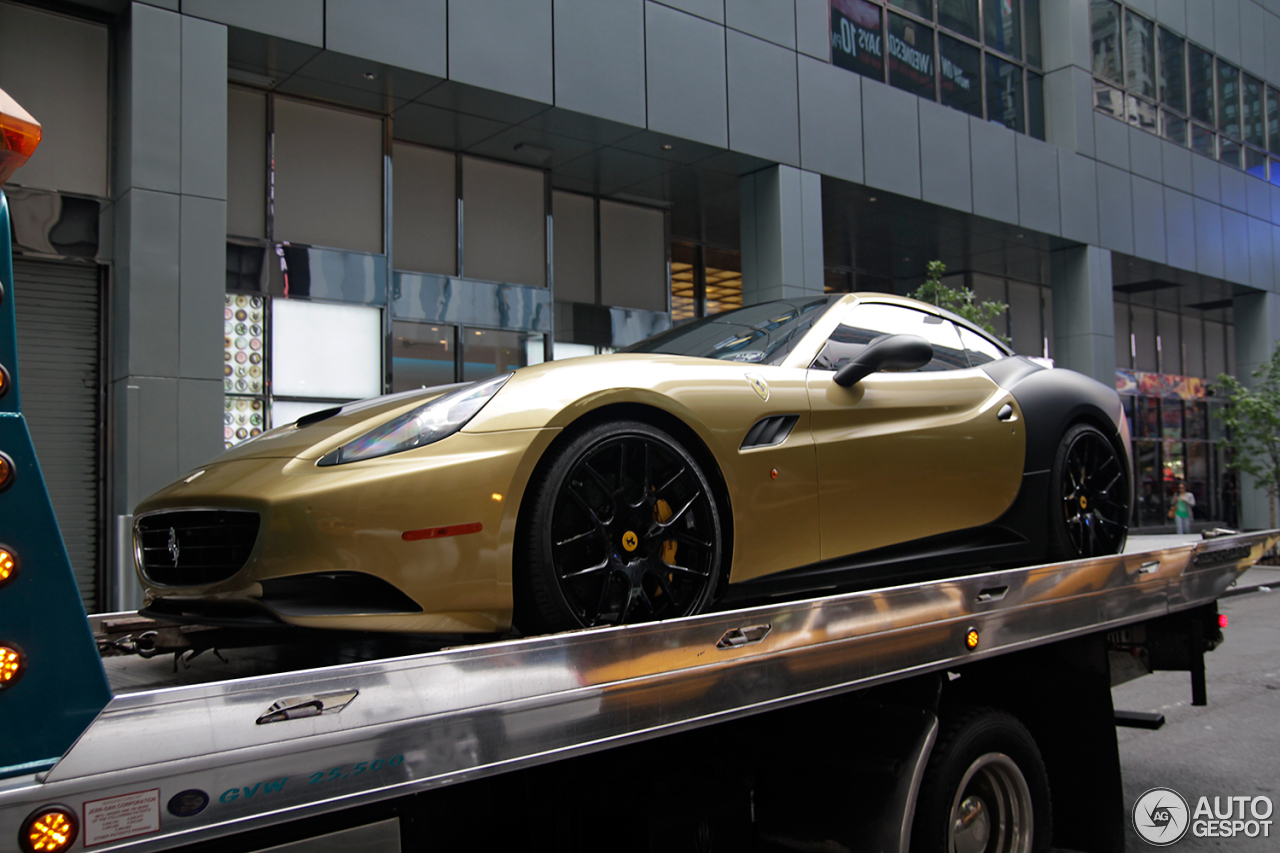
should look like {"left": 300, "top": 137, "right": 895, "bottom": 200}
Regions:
{"left": 997, "top": 403, "right": 1016, "bottom": 422}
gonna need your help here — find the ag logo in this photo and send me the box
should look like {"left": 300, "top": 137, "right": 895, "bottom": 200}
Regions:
{"left": 1133, "top": 787, "right": 1190, "bottom": 845}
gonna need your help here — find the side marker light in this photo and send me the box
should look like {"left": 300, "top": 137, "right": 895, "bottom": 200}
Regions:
{"left": 0, "top": 546, "right": 16, "bottom": 588}
{"left": 402, "top": 522, "right": 483, "bottom": 542}
{"left": 0, "top": 452, "right": 15, "bottom": 492}
{"left": 0, "top": 643, "right": 24, "bottom": 688}
{"left": 964, "top": 627, "right": 980, "bottom": 651}
{"left": 20, "top": 806, "right": 78, "bottom": 853}
{"left": 0, "top": 363, "right": 10, "bottom": 399}
{"left": 1219, "top": 614, "right": 1228, "bottom": 629}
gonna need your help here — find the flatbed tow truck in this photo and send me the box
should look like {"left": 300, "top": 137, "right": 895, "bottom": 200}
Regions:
{"left": 3, "top": 93, "right": 1278, "bottom": 853}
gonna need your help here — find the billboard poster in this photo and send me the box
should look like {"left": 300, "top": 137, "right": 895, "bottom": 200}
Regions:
{"left": 831, "top": 0, "right": 884, "bottom": 81}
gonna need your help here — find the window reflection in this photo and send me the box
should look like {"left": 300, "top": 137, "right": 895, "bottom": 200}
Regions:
{"left": 391, "top": 322, "right": 455, "bottom": 392}
{"left": 463, "top": 328, "right": 531, "bottom": 381}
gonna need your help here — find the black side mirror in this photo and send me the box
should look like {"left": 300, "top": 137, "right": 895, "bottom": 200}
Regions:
{"left": 833, "top": 334, "right": 934, "bottom": 387}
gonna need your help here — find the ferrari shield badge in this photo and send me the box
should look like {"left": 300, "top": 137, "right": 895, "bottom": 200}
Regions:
{"left": 745, "top": 373, "right": 770, "bottom": 402}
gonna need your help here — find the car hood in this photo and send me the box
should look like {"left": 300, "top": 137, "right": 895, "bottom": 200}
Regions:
{"left": 212, "top": 385, "right": 460, "bottom": 463}
{"left": 192, "top": 351, "right": 796, "bottom": 470}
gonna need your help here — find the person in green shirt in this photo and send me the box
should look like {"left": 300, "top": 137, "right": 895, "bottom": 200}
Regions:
{"left": 1173, "top": 482, "right": 1196, "bottom": 535}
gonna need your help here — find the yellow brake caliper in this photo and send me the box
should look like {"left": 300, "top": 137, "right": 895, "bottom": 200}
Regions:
{"left": 653, "top": 499, "right": 678, "bottom": 568}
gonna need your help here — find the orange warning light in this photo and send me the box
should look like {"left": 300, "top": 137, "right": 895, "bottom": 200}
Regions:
{"left": 0, "top": 644, "right": 24, "bottom": 688}
{"left": 0, "top": 547, "right": 16, "bottom": 588}
{"left": 0, "top": 453, "right": 14, "bottom": 493}
{"left": 21, "top": 806, "right": 77, "bottom": 853}
{"left": 0, "top": 87, "right": 42, "bottom": 186}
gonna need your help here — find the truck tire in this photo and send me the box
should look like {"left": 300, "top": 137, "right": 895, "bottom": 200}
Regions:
{"left": 910, "top": 707, "right": 1051, "bottom": 853}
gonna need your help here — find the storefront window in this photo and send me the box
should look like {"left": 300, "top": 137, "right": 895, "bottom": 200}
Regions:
{"left": 1126, "top": 94, "right": 1157, "bottom": 132}
{"left": 1244, "top": 146, "right": 1267, "bottom": 180}
{"left": 1269, "top": 87, "right": 1280, "bottom": 157}
{"left": 391, "top": 322, "right": 455, "bottom": 393}
{"left": 938, "top": 0, "right": 977, "bottom": 39}
{"left": 939, "top": 33, "right": 982, "bottom": 116}
{"left": 1136, "top": 441, "right": 1161, "bottom": 525}
{"left": 704, "top": 249, "right": 743, "bottom": 316}
{"left": 1219, "top": 137, "right": 1241, "bottom": 169}
{"left": 983, "top": 0, "right": 1020, "bottom": 59}
{"left": 1158, "top": 27, "right": 1185, "bottom": 112}
{"left": 1095, "top": 80, "right": 1123, "bottom": 118}
{"left": 1184, "top": 401, "right": 1208, "bottom": 440}
{"left": 462, "top": 328, "right": 534, "bottom": 381}
{"left": 889, "top": 0, "right": 931, "bottom": 17}
{"left": 670, "top": 243, "right": 698, "bottom": 323}
{"left": 830, "top": 0, "right": 1040, "bottom": 134}
{"left": 1124, "top": 10, "right": 1155, "bottom": 100}
{"left": 1027, "top": 72, "right": 1044, "bottom": 140}
{"left": 1090, "top": 0, "right": 1121, "bottom": 83}
{"left": 1161, "top": 400, "right": 1183, "bottom": 440}
{"left": 1243, "top": 74, "right": 1264, "bottom": 148}
{"left": 986, "top": 55, "right": 1024, "bottom": 133}
{"left": 831, "top": 0, "right": 886, "bottom": 81}
{"left": 1162, "top": 111, "right": 1187, "bottom": 144}
{"left": 888, "top": 12, "right": 936, "bottom": 100}
{"left": 1137, "top": 396, "right": 1159, "bottom": 438}
{"left": 1188, "top": 46, "right": 1214, "bottom": 125}
{"left": 1191, "top": 122, "right": 1215, "bottom": 158}
{"left": 1217, "top": 60, "right": 1240, "bottom": 138}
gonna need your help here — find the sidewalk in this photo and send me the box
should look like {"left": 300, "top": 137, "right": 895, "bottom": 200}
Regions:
{"left": 1124, "top": 533, "right": 1279, "bottom": 594}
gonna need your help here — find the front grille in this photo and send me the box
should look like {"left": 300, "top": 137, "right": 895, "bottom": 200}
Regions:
{"left": 136, "top": 510, "right": 260, "bottom": 586}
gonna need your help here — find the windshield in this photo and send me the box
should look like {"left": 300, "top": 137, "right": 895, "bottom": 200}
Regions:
{"left": 621, "top": 296, "right": 841, "bottom": 364}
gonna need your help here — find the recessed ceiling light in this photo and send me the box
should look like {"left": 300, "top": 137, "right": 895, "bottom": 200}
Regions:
{"left": 661, "top": 143, "right": 674, "bottom": 150}
{"left": 363, "top": 72, "right": 377, "bottom": 80}
{"left": 868, "top": 196, "right": 877, "bottom": 202}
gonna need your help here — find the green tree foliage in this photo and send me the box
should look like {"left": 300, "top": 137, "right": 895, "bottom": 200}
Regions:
{"left": 910, "top": 261, "right": 1009, "bottom": 342}
{"left": 1215, "top": 346, "right": 1280, "bottom": 529}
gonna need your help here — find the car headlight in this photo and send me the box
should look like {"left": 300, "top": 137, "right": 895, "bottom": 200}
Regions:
{"left": 317, "top": 373, "right": 511, "bottom": 466}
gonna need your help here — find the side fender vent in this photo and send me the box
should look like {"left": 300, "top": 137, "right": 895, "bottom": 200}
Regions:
{"left": 741, "top": 415, "right": 799, "bottom": 450}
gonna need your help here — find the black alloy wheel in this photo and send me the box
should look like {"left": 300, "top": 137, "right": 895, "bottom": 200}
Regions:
{"left": 1049, "top": 423, "right": 1129, "bottom": 560}
{"left": 518, "top": 421, "right": 722, "bottom": 633}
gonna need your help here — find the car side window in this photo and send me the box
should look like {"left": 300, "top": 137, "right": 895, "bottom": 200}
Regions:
{"left": 811, "top": 304, "right": 970, "bottom": 372}
{"left": 956, "top": 325, "right": 1008, "bottom": 366}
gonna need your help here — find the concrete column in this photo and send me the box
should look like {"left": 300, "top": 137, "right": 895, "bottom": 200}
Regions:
{"left": 1232, "top": 290, "right": 1280, "bottom": 529}
{"left": 110, "top": 4, "right": 226, "bottom": 576}
{"left": 739, "top": 165, "right": 824, "bottom": 304}
{"left": 1040, "top": 0, "right": 1095, "bottom": 157}
{"left": 1051, "top": 245, "right": 1116, "bottom": 386}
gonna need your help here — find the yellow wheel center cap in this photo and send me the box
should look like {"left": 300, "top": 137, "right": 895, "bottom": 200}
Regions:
{"left": 1079, "top": 496, "right": 1088, "bottom": 509}
{"left": 622, "top": 531, "right": 639, "bottom": 552}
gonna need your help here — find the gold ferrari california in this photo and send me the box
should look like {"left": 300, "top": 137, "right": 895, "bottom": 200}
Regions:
{"left": 134, "top": 293, "right": 1131, "bottom": 635}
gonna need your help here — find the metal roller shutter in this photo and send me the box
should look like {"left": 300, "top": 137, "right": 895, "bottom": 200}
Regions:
{"left": 12, "top": 258, "right": 102, "bottom": 611}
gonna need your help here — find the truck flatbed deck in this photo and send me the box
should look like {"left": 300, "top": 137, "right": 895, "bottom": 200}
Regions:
{"left": 3, "top": 531, "right": 1274, "bottom": 852}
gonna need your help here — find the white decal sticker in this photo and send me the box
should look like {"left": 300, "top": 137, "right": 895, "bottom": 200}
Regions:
{"left": 83, "top": 789, "right": 160, "bottom": 847}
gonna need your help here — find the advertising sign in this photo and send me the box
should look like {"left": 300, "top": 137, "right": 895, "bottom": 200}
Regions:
{"left": 831, "top": 0, "right": 884, "bottom": 80}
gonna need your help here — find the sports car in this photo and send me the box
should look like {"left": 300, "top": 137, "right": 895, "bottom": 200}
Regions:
{"left": 134, "top": 293, "right": 1132, "bottom": 634}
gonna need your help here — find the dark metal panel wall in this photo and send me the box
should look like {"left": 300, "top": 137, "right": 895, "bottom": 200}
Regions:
{"left": 12, "top": 258, "right": 102, "bottom": 611}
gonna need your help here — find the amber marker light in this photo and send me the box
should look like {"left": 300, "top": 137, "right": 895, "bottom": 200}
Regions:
{"left": 0, "top": 86, "right": 43, "bottom": 187}
{"left": 964, "top": 628, "right": 980, "bottom": 651}
{"left": 0, "top": 643, "right": 25, "bottom": 688}
{"left": 0, "top": 452, "right": 14, "bottom": 493}
{"left": 0, "top": 364, "right": 10, "bottom": 399}
{"left": 20, "top": 806, "right": 78, "bottom": 853}
{"left": 0, "top": 546, "right": 16, "bottom": 588}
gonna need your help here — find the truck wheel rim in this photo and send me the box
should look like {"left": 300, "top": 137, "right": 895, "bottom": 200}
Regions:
{"left": 948, "top": 752, "right": 1033, "bottom": 853}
